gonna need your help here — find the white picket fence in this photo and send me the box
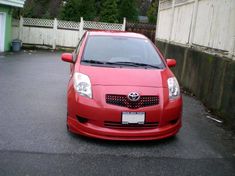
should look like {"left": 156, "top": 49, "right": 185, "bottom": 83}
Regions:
{"left": 12, "top": 17, "right": 126, "bottom": 49}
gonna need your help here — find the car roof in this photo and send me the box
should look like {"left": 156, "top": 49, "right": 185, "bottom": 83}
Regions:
{"left": 88, "top": 31, "right": 147, "bottom": 39}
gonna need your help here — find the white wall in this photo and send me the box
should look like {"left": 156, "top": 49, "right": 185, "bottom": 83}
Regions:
{"left": 21, "top": 27, "right": 54, "bottom": 46}
{"left": 12, "top": 26, "right": 81, "bottom": 48}
{"left": 56, "top": 29, "right": 80, "bottom": 48}
{"left": 193, "top": 0, "right": 235, "bottom": 54}
{"left": 157, "top": 8, "right": 173, "bottom": 41}
{"left": 156, "top": 0, "right": 235, "bottom": 58}
{"left": 171, "top": 2, "right": 194, "bottom": 44}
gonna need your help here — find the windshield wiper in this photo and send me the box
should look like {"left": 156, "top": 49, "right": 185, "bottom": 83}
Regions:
{"left": 81, "top": 59, "right": 106, "bottom": 65}
{"left": 82, "top": 60, "right": 162, "bottom": 69}
{"left": 106, "top": 61, "right": 162, "bottom": 69}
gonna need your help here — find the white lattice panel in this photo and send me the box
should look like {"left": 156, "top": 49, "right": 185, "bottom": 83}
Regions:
{"left": 58, "top": 20, "right": 80, "bottom": 30}
{"left": 23, "top": 18, "right": 54, "bottom": 28}
{"left": 84, "top": 21, "right": 123, "bottom": 31}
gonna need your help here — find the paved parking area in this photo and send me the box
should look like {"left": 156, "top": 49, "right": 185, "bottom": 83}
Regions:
{"left": 0, "top": 51, "right": 234, "bottom": 176}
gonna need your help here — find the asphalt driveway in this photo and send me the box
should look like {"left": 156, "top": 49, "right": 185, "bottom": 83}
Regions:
{"left": 0, "top": 50, "right": 234, "bottom": 176}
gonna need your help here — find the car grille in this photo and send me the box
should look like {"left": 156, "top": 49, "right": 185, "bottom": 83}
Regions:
{"left": 106, "top": 94, "right": 159, "bottom": 109}
{"left": 104, "top": 121, "right": 158, "bottom": 129}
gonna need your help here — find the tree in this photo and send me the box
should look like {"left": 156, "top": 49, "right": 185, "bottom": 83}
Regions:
{"left": 147, "top": 1, "right": 158, "bottom": 24}
{"left": 100, "top": 0, "right": 119, "bottom": 23}
{"left": 60, "top": 0, "right": 80, "bottom": 21}
{"left": 136, "top": 0, "right": 152, "bottom": 16}
{"left": 60, "top": 0, "right": 96, "bottom": 21}
{"left": 48, "top": 0, "right": 64, "bottom": 18}
{"left": 19, "top": 0, "right": 63, "bottom": 19}
{"left": 77, "top": 0, "right": 97, "bottom": 21}
{"left": 118, "top": 0, "right": 138, "bottom": 22}
{"left": 94, "top": 0, "right": 102, "bottom": 20}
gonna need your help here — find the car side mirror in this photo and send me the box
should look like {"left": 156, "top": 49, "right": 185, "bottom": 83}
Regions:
{"left": 61, "top": 53, "right": 74, "bottom": 63}
{"left": 166, "top": 59, "right": 176, "bottom": 67}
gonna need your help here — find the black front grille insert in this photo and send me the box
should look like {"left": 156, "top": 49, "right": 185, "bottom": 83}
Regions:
{"left": 76, "top": 115, "right": 88, "bottom": 123}
{"left": 106, "top": 94, "right": 159, "bottom": 109}
{"left": 104, "top": 121, "right": 158, "bottom": 129}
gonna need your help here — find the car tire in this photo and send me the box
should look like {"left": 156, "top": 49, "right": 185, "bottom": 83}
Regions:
{"left": 66, "top": 116, "right": 77, "bottom": 137}
{"left": 66, "top": 115, "right": 72, "bottom": 133}
{"left": 66, "top": 124, "right": 69, "bottom": 131}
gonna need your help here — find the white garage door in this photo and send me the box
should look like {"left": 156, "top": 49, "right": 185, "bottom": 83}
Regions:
{"left": 0, "top": 13, "right": 6, "bottom": 52}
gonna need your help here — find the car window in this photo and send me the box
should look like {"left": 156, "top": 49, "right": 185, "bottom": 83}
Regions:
{"left": 82, "top": 35, "right": 165, "bottom": 68}
{"left": 73, "top": 34, "right": 85, "bottom": 62}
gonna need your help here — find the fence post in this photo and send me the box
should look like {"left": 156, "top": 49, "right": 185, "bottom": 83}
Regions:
{"left": 122, "top": 17, "right": 126, "bottom": 31}
{"left": 19, "top": 16, "right": 23, "bottom": 41}
{"left": 53, "top": 18, "right": 58, "bottom": 50}
{"left": 79, "top": 17, "right": 84, "bottom": 39}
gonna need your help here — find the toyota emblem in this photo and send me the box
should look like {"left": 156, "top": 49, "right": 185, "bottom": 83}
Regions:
{"left": 128, "top": 92, "right": 140, "bottom": 102}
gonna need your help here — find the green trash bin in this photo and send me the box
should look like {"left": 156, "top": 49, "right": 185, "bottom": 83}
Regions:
{"left": 12, "top": 39, "right": 22, "bottom": 52}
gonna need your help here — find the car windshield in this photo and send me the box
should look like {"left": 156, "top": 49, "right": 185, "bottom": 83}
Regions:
{"left": 81, "top": 35, "right": 165, "bottom": 69}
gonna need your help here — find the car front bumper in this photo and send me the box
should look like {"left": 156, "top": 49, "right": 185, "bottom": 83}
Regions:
{"left": 67, "top": 85, "right": 182, "bottom": 141}
{"left": 67, "top": 116, "right": 181, "bottom": 140}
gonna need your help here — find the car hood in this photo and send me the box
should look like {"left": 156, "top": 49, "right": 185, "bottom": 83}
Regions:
{"left": 79, "top": 65, "right": 170, "bottom": 88}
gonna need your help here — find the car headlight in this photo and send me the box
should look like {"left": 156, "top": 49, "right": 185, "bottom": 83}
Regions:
{"left": 74, "top": 72, "right": 92, "bottom": 98}
{"left": 167, "top": 77, "right": 180, "bottom": 99}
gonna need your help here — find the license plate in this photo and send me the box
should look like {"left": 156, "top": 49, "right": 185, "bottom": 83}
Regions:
{"left": 122, "top": 112, "right": 145, "bottom": 124}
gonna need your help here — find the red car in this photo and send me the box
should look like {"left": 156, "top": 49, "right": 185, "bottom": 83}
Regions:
{"left": 62, "top": 31, "right": 182, "bottom": 140}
